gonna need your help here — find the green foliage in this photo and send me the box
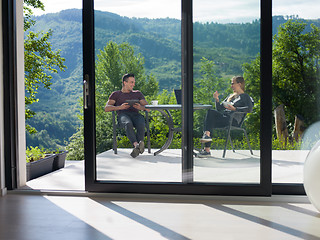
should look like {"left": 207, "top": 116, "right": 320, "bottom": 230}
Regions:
{"left": 243, "top": 56, "right": 260, "bottom": 102}
{"left": 95, "top": 113, "right": 114, "bottom": 154}
{"left": 193, "top": 57, "right": 231, "bottom": 138}
{"left": 31, "top": 9, "right": 266, "bottom": 94}
{"left": 23, "top": 0, "right": 44, "bottom": 31}
{"left": 193, "top": 132, "right": 259, "bottom": 152}
{"left": 146, "top": 90, "right": 183, "bottom": 149}
{"left": 193, "top": 131, "right": 301, "bottom": 152}
{"left": 24, "top": 0, "right": 67, "bottom": 133}
{"left": 67, "top": 41, "right": 159, "bottom": 159}
{"left": 243, "top": 19, "right": 320, "bottom": 138}
{"left": 26, "top": 111, "right": 78, "bottom": 149}
{"left": 194, "top": 57, "right": 228, "bottom": 105}
{"left": 26, "top": 146, "right": 46, "bottom": 162}
{"left": 272, "top": 20, "right": 320, "bottom": 126}
{"left": 66, "top": 126, "right": 84, "bottom": 160}
{"left": 26, "top": 145, "right": 67, "bottom": 162}
{"left": 272, "top": 137, "right": 301, "bottom": 150}
{"left": 244, "top": 100, "right": 261, "bottom": 136}
{"left": 27, "top": 10, "right": 320, "bottom": 154}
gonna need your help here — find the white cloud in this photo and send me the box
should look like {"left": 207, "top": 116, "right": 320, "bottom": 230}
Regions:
{"left": 273, "top": 0, "right": 320, "bottom": 19}
{"left": 193, "top": 0, "right": 260, "bottom": 23}
{"left": 32, "top": 0, "right": 319, "bottom": 22}
{"left": 32, "top": 0, "right": 82, "bottom": 15}
{"left": 94, "top": 0, "right": 180, "bottom": 19}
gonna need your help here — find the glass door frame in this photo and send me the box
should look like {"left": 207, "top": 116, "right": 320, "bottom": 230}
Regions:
{"left": 83, "top": 0, "right": 273, "bottom": 195}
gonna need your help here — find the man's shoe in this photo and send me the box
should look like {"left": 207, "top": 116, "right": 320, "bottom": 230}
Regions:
{"left": 138, "top": 141, "right": 145, "bottom": 154}
{"left": 197, "top": 150, "right": 211, "bottom": 158}
{"left": 200, "top": 134, "right": 212, "bottom": 143}
{"left": 130, "top": 145, "right": 140, "bottom": 158}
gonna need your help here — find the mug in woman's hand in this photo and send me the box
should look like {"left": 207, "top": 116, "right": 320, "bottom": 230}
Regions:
{"left": 222, "top": 102, "right": 233, "bottom": 108}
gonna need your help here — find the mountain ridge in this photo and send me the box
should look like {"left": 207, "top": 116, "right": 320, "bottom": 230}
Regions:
{"left": 26, "top": 9, "right": 319, "bottom": 149}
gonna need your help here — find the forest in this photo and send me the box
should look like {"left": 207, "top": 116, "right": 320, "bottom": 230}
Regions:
{"left": 25, "top": 9, "right": 320, "bottom": 158}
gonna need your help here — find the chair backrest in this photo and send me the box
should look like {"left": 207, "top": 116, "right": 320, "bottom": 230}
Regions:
{"left": 237, "top": 112, "right": 248, "bottom": 127}
{"left": 230, "top": 112, "right": 248, "bottom": 128}
{"left": 174, "top": 89, "right": 182, "bottom": 104}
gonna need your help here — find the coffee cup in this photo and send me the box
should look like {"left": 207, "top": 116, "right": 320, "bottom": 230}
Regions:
{"left": 222, "top": 102, "right": 233, "bottom": 107}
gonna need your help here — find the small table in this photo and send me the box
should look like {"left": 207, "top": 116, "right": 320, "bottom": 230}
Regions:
{"left": 145, "top": 104, "right": 212, "bottom": 155}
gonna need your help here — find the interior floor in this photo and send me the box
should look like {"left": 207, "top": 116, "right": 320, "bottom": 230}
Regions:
{"left": 1, "top": 192, "right": 320, "bottom": 240}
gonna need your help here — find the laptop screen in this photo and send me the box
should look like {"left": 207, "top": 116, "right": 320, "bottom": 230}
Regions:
{"left": 174, "top": 89, "right": 182, "bottom": 104}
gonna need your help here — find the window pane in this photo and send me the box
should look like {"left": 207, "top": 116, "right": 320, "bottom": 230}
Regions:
{"left": 94, "top": 0, "right": 183, "bottom": 182}
{"left": 272, "top": 0, "right": 320, "bottom": 184}
{"left": 193, "top": 0, "right": 261, "bottom": 183}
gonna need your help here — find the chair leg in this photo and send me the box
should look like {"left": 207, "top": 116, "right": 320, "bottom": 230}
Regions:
{"left": 229, "top": 138, "right": 235, "bottom": 152}
{"left": 112, "top": 111, "right": 117, "bottom": 154}
{"left": 243, "top": 129, "right": 253, "bottom": 155}
{"left": 145, "top": 111, "right": 151, "bottom": 153}
{"left": 223, "top": 127, "right": 232, "bottom": 158}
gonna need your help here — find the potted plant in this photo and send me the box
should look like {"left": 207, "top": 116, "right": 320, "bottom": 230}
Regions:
{"left": 26, "top": 146, "right": 56, "bottom": 181}
{"left": 52, "top": 149, "right": 68, "bottom": 171}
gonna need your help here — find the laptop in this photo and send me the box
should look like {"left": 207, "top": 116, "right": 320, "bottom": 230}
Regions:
{"left": 174, "top": 89, "right": 182, "bottom": 104}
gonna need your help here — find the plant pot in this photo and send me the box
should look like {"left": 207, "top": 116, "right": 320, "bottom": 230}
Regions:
{"left": 26, "top": 154, "right": 55, "bottom": 181}
{"left": 52, "top": 151, "right": 68, "bottom": 171}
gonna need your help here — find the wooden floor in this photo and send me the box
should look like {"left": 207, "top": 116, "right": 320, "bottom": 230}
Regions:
{"left": 1, "top": 193, "right": 320, "bottom": 240}
{"left": 10, "top": 149, "right": 319, "bottom": 239}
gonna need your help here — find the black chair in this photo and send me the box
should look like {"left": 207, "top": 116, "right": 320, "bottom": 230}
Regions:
{"left": 213, "top": 111, "right": 253, "bottom": 158}
{"left": 112, "top": 111, "right": 151, "bottom": 154}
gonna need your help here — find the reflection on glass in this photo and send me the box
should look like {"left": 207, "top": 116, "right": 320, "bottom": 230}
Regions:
{"left": 94, "top": 1, "right": 183, "bottom": 182}
{"left": 193, "top": 0, "right": 261, "bottom": 183}
{"left": 272, "top": 0, "right": 320, "bottom": 183}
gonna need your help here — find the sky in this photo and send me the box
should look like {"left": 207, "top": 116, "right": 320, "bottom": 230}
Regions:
{"left": 32, "top": 0, "right": 320, "bottom": 23}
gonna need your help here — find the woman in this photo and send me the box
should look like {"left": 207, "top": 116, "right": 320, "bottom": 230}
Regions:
{"left": 198, "top": 76, "right": 254, "bottom": 157}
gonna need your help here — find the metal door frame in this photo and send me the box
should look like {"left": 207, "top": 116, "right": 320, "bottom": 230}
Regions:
{"left": 83, "top": 0, "right": 275, "bottom": 195}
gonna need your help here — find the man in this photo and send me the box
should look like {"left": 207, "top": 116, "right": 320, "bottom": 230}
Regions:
{"left": 104, "top": 73, "right": 149, "bottom": 158}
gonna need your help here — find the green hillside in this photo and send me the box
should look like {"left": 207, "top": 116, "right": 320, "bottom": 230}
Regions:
{"left": 25, "top": 9, "right": 319, "bottom": 150}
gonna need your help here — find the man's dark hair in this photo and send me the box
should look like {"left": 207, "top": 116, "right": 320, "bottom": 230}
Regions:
{"left": 122, "top": 73, "right": 135, "bottom": 83}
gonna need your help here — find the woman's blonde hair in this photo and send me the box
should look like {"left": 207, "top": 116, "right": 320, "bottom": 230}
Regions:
{"left": 227, "top": 76, "right": 245, "bottom": 102}
{"left": 233, "top": 76, "right": 245, "bottom": 91}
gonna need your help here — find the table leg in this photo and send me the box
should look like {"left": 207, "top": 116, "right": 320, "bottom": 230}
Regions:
{"left": 153, "top": 109, "right": 175, "bottom": 156}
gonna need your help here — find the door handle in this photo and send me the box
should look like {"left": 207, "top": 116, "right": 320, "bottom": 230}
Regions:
{"left": 83, "top": 74, "right": 90, "bottom": 109}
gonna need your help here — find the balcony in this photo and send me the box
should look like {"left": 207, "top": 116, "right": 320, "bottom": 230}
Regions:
{"left": 22, "top": 149, "right": 307, "bottom": 191}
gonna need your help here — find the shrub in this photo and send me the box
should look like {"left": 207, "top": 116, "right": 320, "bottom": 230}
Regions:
{"left": 26, "top": 146, "right": 46, "bottom": 163}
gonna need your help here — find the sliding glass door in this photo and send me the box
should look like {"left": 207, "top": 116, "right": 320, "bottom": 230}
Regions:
{"left": 192, "top": 0, "right": 261, "bottom": 184}
{"left": 83, "top": 0, "right": 272, "bottom": 195}
{"left": 271, "top": 0, "right": 320, "bottom": 194}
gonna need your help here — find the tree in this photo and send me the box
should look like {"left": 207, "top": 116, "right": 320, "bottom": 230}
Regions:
{"left": 244, "top": 19, "right": 320, "bottom": 136}
{"left": 24, "top": 0, "right": 67, "bottom": 134}
{"left": 67, "top": 41, "right": 159, "bottom": 159}
{"left": 194, "top": 57, "right": 228, "bottom": 105}
{"left": 243, "top": 55, "right": 261, "bottom": 135}
{"left": 272, "top": 20, "right": 320, "bottom": 127}
{"left": 193, "top": 57, "right": 229, "bottom": 137}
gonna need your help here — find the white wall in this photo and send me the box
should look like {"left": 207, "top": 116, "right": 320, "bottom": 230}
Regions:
{"left": 16, "top": 0, "right": 26, "bottom": 187}
{"left": 0, "top": 0, "right": 7, "bottom": 196}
